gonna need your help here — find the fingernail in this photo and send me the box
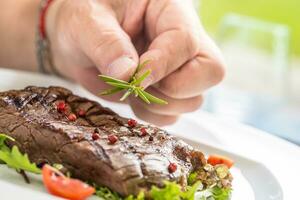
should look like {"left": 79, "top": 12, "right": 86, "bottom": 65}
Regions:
{"left": 140, "top": 74, "right": 154, "bottom": 88}
{"left": 107, "top": 56, "right": 137, "bottom": 80}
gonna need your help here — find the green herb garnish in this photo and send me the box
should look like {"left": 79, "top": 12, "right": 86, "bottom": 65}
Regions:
{"left": 0, "top": 134, "right": 41, "bottom": 174}
{"left": 99, "top": 61, "right": 168, "bottom": 105}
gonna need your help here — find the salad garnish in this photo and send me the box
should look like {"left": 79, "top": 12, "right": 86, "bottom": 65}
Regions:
{"left": 207, "top": 155, "right": 234, "bottom": 169}
{"left": 0, "top": 134, "right": 41, "bottom": 174}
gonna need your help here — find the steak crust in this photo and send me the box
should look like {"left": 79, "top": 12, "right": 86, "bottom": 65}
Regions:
{"left": 0, "top": 86, "right": 230, "bottom": 196}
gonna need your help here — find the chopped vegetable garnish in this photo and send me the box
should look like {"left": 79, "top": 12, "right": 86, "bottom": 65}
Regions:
{"left": 207, "top": 155, "right": 234, "bottom": 168}
{"left": 216, "top": 165, "right": 229, "bottom": 179}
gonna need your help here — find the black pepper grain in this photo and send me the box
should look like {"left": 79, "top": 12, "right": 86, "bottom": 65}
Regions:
{"left": 149, "top": 136, "right": 154, "bottom": 141}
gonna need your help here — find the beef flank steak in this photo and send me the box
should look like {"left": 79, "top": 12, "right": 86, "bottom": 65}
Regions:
{"left": 0, "top": 86, "right": 232, "bottom": 196}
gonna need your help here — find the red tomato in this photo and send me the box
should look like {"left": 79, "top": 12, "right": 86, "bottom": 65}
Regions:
{"left": 42, "top": 165, "right": 95, "bottom": 200}
{"left": 207, "top": 155, "right": 234, "bottom": 168}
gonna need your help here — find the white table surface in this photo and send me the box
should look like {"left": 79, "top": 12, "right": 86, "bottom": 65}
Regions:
{"left": 0, "top": 68, "right": 299, "bottom": 199}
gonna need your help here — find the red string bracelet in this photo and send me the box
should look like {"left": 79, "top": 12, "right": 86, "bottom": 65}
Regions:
{"left": 38, "top": 0, "right": 55, "bottom": 39}
{"left": 36, "top": 0, "right": 61, "bottom": 76}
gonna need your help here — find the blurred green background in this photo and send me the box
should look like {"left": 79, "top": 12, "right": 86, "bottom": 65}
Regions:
{"left": 199, "top": 0, "right": 300, "bottom": 56}
{"left": 197, "top": 0, "right": 300, "bottom": 145}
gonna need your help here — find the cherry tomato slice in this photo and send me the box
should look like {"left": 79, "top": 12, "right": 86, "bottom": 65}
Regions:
{"left": 207, "top": 154, "right": 234, "bottom": 168}
{"left": 42, "top": 165, "right": 95, "bottom": 200}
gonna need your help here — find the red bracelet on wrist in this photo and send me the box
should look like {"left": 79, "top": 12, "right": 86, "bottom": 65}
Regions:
{"left": 36, "top": 0, "right": 61, "bottom": 76}
{"left": 38, "top": 0, "right": 55, "bottom": 39}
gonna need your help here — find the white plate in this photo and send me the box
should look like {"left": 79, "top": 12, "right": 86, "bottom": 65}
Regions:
{"left": 0, "top": 69, "right": 290, "bottom": 199}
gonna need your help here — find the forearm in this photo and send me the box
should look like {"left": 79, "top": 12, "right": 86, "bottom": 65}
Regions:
{"left": 0, "top": 0, "right": 39, "bottom": 71}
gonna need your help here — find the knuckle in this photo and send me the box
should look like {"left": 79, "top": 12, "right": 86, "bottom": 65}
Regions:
{"left": 159, "top": 78, "right": 180, "bottom": 98}
{"left": 192, "top": 55, "right": 225, "bottom": 86}
{"left": 101, "top": 31, "right": 124, "bottom": 47}
{"left": 209, "top": 58, "right": 226, "bottom": 85}
{"left": 188, "top": 58, "right": 202, "bottom": 74}
{"left": 188, "top": 96, "right": 203, "bottom": 111}
{"left": 92, "top": 32, "right": 123, "bottom": 57}
{"left": 183, "top": 30, "right": 200, "bottom": 57}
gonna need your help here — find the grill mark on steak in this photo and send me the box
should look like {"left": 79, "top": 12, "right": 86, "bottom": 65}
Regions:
{"left": 0, "top": 86, "right": 232, "bottom": 196}
{"left": 92, "top": 142, "right": 112, "bottom": 165}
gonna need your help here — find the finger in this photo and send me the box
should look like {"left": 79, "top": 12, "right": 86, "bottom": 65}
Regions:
{"left": 74, "top": 4, "right": 139, "bottom": 80}
{"left": 138, "top": 1, "right": 202, "bottom": 87}
{"left": 130, "top": 100, "right": 179, "bottom": 126}
{"left": 73, "top": 66, "right": 126, "bottom": 103}
{"left": 138, "top": 29, "right": 200, "bottom": 88}
{"left": 157, "top": 53, "right": 225, "bottom": 99}
{"left": 129, "top": 87, "right": 203, "bottom": 116}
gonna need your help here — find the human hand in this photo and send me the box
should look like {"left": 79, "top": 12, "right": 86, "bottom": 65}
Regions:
{"left": 46, "top": 0, "right": 225, "bottom": 126}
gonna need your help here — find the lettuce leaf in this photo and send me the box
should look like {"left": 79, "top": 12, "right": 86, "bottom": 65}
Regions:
{"left": 151, "top": 181, "right": 202, "bottom": 200}
{"left": 210, "top": 187, "right": 232, "bottom": 200}
{"left": 95, "top": 181, "right": 216, "bottom": 200}
{"left": 150, "top": 181, "right": 182, "bottom": 200}
{"left": 196, "top": 187, "right": 232, "bottom": 200}
{"left": 96, "top": 183, "right": 231, "bottom": 200}
{"left": 95, "top": 186, "right": 123, "bottom": 200}
{"left": 0, "top": 134, "right": 41, "bottom": 174}
{"left": 125, "top": 192, "right": 145, "bottom": 200}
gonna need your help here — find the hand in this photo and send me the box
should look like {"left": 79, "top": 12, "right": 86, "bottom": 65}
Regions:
{"left": 47, "top": 0, "right": 225, "bottom": 126}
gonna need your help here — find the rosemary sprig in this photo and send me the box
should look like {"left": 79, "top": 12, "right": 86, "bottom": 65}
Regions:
{"left": 99, "top": 61, "right": 168, "bottom": 105}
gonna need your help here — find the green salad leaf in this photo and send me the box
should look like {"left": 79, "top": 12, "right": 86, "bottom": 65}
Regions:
{"left": 95, "top": 186, "right": 145, "bottom": 200}
{"left": 151, "top": 181, "right": 202, "bottom": 200}
{"left": 0, "top": 134, "right": 14, "bottom": 153}
{"left": 181, "top": 182, "right": 203, "bottom": 200}
{"left": 95, "top": 186, "right": 123, "bottom": 200}
{"left": 95, "top": 181, "right": 215, "bottom": 200}
{"left": 125, "top": 192, "right": 145, "bottom": 200}
{"left": 188, "top": 171, "right": 198, "bottom": 185}
{"left": 196, "top": 187, "right": 232, "bottom": 200}
{"left": 0, "top": 133, "right": 41, "bottom": 174}
{"left": 150, "top": 181, "right": 182, "bottom": 200}
{"left": 210, "top": 187, "right": 232, "bottom": 200}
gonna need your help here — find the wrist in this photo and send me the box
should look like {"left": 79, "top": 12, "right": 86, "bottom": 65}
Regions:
{"left": 45, "top": 0, "right": 64, "bottom": 41}
{"left": 39, "top": 0, "right": 65, "bottom": 76}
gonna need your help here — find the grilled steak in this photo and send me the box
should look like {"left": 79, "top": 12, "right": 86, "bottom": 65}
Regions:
{"left": 0, "top": 86, "right": 232, "bottom": 196}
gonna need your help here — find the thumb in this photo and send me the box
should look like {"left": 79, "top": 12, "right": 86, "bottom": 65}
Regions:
{"left": 77, "top": 8, "right": 138, "bottom": 80}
